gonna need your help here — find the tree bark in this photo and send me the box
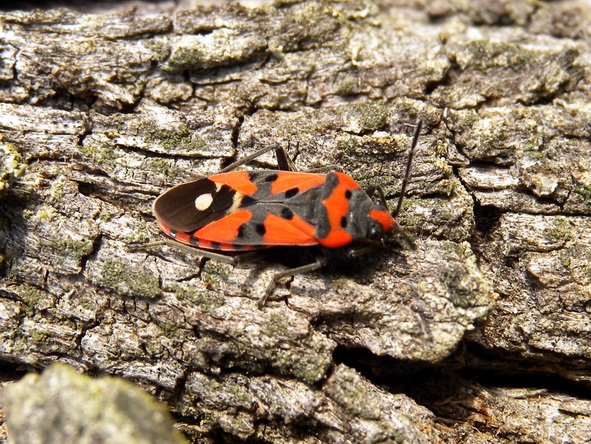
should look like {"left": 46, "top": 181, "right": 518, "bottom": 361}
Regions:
{"left": 0, "top": 0, "right": 590, "bottom": 442}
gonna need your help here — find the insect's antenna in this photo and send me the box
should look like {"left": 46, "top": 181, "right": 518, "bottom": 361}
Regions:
{"left": 392, "top": 119, "right": 422, "bottom": 218}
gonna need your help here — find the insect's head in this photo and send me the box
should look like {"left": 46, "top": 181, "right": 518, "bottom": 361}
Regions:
{"left": 367, "top": 208, "right": 396, "bottom": 239}
{"left": 344, "top": 190, "right": 395, "bottom": 243}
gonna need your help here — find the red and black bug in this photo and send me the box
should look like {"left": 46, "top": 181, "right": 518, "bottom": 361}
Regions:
{"left": 151, "top": 120, "right": 422, "bottom": 307}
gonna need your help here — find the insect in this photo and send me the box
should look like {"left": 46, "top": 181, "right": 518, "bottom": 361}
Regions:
{"left": 151, "top": 120, "right": 422, "bottom": 307}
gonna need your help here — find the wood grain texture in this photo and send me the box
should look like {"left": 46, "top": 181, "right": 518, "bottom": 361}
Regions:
{"left": 0, "top": 0, "right": 590, "bottom": 442}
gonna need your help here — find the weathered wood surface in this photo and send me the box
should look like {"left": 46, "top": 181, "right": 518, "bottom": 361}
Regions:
{"left": 0, "top": 0, "right": 590, "bottom": 442}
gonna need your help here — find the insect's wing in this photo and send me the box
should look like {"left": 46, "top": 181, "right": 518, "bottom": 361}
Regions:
{"left": 154, "top": 171, "right": 328, "bottom": 248}
{"left": 257, "top": 172, "right": 326, "bottom": 198}
{"left": 152, "top": 177, "right": 237, "bottom": 233}
{"left": 236, "top": 172, "right": 327, "bottom": 246}
{"left": 188, "top": 173, "right": 326, "bottom": 247}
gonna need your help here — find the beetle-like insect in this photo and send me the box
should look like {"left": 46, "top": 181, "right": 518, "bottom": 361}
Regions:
{"left": 151, "top": 120, "right": 422, "bottom": 307}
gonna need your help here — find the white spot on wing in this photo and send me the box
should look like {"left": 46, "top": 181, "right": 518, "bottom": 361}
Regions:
{"left": 195, "top": 193, "right": 213, "bottom": 211}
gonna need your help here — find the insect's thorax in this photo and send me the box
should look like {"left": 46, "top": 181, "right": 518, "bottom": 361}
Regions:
{"left": 309, "top": 173, "right": 396, "bottom": 248}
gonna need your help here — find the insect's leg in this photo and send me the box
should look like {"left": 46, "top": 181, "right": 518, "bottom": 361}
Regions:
{"left": 220, "top": 143, "right": 298, "bottom": 173}
{"left": 130, "top": 238, "right": 266, "bottom": 265}
{"left": 275, "top": 143, "right": 298, "bottom": 172}
{"left": 218, "top": 146, "right": 280, "bottom": 173}
{"left": 128, "top": 240, "right": 167, "bottom": 251}
{"left": 258, "top": 256, "right": 327, "bottom": 308}
{"left": 347, "top": 243, "right": 380, "bottom": 257}
{"left": 303, "top": 165, "right": 342, "bottom": 173}
{"left": 365, "top": 185, "right": 386, "bottom": 206}
{"left": 276, "top": 142, "right": 342, "bottom": 173}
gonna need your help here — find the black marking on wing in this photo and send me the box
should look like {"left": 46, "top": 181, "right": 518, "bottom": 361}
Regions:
{"left": 240, "top": 195, "right": 257, "bottom": 208}
{"left": 281, "top": 207, "right": 294, "bottom": 220}
{"left": 285, "top": 188, "right": 299, "bottom": 198}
